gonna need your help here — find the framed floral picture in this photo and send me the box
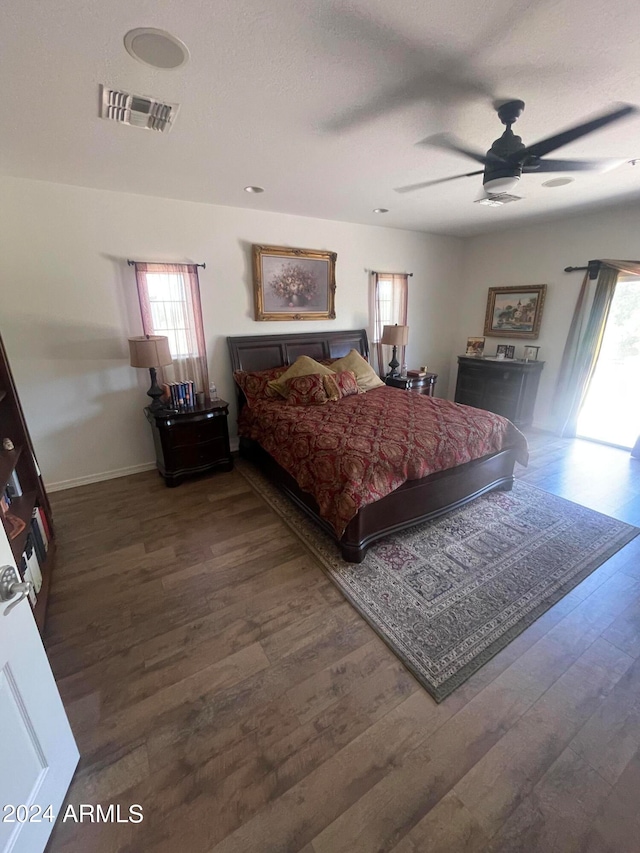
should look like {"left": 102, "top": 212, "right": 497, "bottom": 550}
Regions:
{"left": 484, "top": 284, "right": 547, "bottom": 339}
{"left": 252, "top": 245, "right": 337, "bottom": 321}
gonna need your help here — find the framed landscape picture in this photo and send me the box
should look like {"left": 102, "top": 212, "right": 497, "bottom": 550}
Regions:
{"left": 484, "top": 284, "right": 547, "bottom": 339}
{"left": 253, "top": 245, "right": 337, "bottom": 321}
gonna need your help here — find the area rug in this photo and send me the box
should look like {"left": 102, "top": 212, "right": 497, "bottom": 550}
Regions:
{"left": 237, "top": 459, "right": 639, "bottom": 701}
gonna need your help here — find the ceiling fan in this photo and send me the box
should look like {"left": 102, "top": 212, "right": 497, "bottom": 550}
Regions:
{"left": 395, "top": 100, "right": 637, "bottom": 199}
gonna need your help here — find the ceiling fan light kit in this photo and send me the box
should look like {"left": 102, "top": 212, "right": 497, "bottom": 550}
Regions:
{"left": 398, "top": 100, "right": 638, "bottom": 203}
{"left": 483, "top": 175, "right": 521, "bottom": 194}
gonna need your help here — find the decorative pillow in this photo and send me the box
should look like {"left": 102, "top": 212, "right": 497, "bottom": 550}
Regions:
{"left": 323, "top": 370, "right": 359, "bottom": 400}
{"left": 267, "top": 355, "right": 336, "bottom": 398}
{"left": 323, "top": 374, "right": 340, "bottom": 402}
{"left": 233, "top": 366, "right": 288, "bottom": 407}
{"left": 283, "top": 373, "right": 329, "bottom": 406}
{"left": 329, "top": 349, "right": 385, "bottom": 392}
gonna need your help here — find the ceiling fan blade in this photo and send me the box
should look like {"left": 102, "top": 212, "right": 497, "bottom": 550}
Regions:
{"left": 523, "top": 158, "right": 626, "bottom": 173}
{"left": 510, "top": 103, "right": 637, "bottom": 163}
{"left": 418, "top": 133, "right": 500, "bottom": 165}
{"left": 318, "top": 7, "right": 496, "bottom": 133}
{"left": 394, "top": 170, "right": 484, "bottom": 194}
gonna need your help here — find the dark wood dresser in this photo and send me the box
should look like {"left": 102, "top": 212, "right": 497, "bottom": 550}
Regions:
{"left": 385, "top": 372, "right": 438, "bottom": 396}
{"left": 145, "top": 399, "right": 233, "bottom": 486}
{"left": 454, "top": 356, "right": 544, "bottom": 427}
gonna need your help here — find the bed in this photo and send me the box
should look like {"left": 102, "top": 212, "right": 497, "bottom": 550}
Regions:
{"left": 228, "top": 329, "right": 527, "bottom": 563}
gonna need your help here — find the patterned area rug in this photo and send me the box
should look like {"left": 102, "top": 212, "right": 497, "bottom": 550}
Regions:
{"left": 237, "top": 460, "right": 639, "bottom": 702}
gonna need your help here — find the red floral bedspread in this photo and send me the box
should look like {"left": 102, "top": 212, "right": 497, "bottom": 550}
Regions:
{"left": 238, "top": 386, "right": 528, "bottom": 537}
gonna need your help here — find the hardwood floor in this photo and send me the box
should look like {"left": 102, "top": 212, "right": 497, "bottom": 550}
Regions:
{"left": 44, "top": 431, "right": 640, "bottom": 853}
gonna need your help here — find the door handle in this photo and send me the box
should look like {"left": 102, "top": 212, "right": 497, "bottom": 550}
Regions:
{"left": 0, "top": 565, "right": 33, "bottom": 616}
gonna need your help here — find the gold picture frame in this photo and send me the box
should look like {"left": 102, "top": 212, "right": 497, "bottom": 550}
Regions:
{"left": 252, "top": 244, "right": 337, "bottom": 321}
{"left": 484, "top": 284, "right": 547, "bottom": 339}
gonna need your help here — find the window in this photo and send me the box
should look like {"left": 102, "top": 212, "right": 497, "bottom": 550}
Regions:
{"left": 371, "top": 273, "right": 409, "bottom": 375}
{"left": 134, "top": 262, "right": 209, "bottom": 392}
{"left": 375, "top": 278, "right": 395, "bottom": 330}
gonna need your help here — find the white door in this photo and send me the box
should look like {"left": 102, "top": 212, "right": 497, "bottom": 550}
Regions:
{"left": 0, "top": 523, "right": 79, "bottom": 853}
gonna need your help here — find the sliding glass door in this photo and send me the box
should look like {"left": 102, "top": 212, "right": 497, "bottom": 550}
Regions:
{"left": 577, "top": 275, "right": 640, "bottom": 448}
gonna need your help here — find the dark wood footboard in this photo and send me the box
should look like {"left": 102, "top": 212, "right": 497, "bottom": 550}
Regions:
{"left": 338, "top": 447, "right": 517, "bottom": 561}
{"left": 240, "top": 437, "right": 518, "bottom": 563}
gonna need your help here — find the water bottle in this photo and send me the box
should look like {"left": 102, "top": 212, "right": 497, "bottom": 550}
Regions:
{"left": 209, "top": 381, "right": 218, "bottom": 401}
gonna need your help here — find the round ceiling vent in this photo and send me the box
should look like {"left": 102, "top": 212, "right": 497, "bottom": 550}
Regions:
{"left": 124, "top": 28, "right": 189, "bottom": 69}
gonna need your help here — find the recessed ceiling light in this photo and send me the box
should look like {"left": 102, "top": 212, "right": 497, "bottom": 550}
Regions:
{"left": 244, "top": 186, "right": 265, "bottom": 193}
{"left": 373, "top": 208, "right": 389, "bottom": 214}
{"left": 542, "top": 177, "right": 575, "bottom": 188}
{"left": 124, "top": 28, "right": 189, "bottom": 70}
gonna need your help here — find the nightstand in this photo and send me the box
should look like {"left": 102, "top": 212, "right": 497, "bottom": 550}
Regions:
{"left": 385, "top": 373, "right": 438, "bottom": 396}
{"left": 145, "top": 399, "right": 233, "bottom": 486}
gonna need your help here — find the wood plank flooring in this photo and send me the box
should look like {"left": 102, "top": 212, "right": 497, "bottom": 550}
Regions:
{"left": 44, "top": 431, "right": 640, "bottom": 853}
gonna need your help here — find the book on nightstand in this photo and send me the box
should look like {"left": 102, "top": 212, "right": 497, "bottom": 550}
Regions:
{"left": 406, "top": 369, "right": 427, "bottom": 378}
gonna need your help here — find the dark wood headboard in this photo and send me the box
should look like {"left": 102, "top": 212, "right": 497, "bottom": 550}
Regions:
{"left": 227, "top": 329, "right": 369, "bottom": 373}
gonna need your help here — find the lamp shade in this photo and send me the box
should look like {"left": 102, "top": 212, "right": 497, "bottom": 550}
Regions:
{"left": 128, "top": 335, "right": 173, "bottom": 368}
{"left": 381, "top": 324, "right": 409, "bottom": 347}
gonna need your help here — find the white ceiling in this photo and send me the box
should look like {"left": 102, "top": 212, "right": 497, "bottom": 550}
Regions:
{"left": 2, "top": 0, "right": 640, "bottom": 236}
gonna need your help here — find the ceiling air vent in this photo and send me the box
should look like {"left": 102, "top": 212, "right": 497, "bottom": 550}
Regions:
{"left": 100, "top": 85, "right": 179, "bottom": 133}
{"left": 474, "top": 193, "right": 523, "bottom": 207}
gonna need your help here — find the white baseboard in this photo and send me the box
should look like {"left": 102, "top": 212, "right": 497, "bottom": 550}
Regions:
{"left": 47, "top": 438, "right": 240, "bottom": 492}
{"left": 47, "top": 462, "right": 157, "bottom": 492}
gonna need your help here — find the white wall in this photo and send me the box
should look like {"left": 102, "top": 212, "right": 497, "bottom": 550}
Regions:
{"left": 453, "top": 203, "right": 640, "bottom": 430}
{"left": 0, "top": 176, "right": 463, "bottom": 489}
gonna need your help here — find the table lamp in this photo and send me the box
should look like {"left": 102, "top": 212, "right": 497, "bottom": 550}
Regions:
{"left": 381, "top": 324, "right": 409, "bottom": 377}
{"left": 128, "top": 335, "right": 173, "bottom": 412}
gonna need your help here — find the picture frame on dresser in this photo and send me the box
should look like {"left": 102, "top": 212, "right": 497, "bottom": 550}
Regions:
{"left": 496, "top": 344, "right": 515, "bottom": 359}
{"left": 484, "top": 284, "right": 547, "bottom": 339}
{"left": 465, "top": 336, "right": 485, "bottom": 356}
{"left": 252, "top": 244, "right": 337, "bottom": 321}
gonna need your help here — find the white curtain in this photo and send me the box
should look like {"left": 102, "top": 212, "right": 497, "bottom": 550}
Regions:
{"left": 134, "top": 262, "right": 209, "bottom": 393}
{"left": 370, "top": 272, "right": 409, "bottom": 376}
{"left": 553, "top": 259, "right": 640, "bottom": 438}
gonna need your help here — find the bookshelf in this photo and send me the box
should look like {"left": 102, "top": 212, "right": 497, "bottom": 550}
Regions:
{"left": 0, "top": 333, "right": 54, "bottom": 632}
